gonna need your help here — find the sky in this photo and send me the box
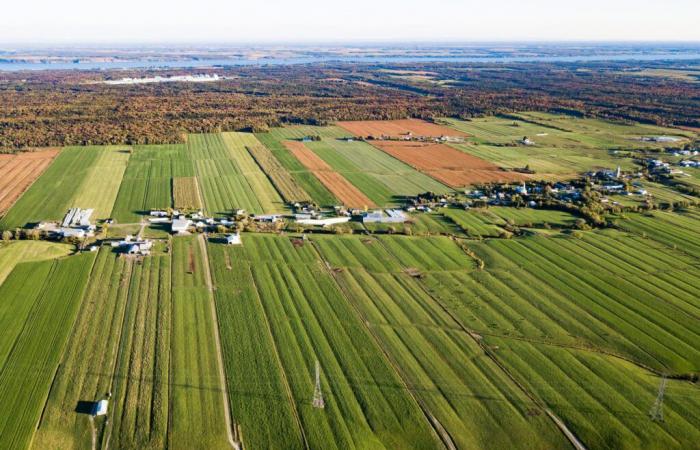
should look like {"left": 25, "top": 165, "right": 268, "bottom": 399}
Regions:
{"left": 2, "top": 0, "right": 699, "bottom": 44}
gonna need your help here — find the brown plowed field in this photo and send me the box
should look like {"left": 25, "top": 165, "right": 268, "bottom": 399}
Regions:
{"left": 283, "top": 140, "right": 375, "bottom": 208}
{"left": 0, "top": 148, "right": 59, "bottom": 214}
{"left": 336, "top": 119, "right": 468, "bottom": 138}
{"left": 372, "top": 141, "right": 526, "bottom": 187}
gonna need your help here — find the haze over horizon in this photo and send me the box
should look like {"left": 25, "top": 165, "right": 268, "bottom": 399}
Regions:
{"left": 2, "top": 0, "right": 699, "bottom": 44}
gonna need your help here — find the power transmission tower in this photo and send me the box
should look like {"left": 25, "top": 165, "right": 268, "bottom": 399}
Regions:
{"left": 312, "top": 360, "right": 325, "bottom": 409}
{"left": 649, "top": 375, "right": 667, "bottom": 422}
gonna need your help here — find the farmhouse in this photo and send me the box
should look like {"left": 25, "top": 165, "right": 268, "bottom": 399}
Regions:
{"left": 112, "top": 236, "right": 153, "bottom": 255}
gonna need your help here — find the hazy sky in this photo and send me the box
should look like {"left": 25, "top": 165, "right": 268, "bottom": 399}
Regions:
{"left": 2, "top": 0, "right": 699, "bottom": 44}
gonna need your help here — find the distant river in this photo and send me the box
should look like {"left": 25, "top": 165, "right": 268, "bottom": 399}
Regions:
{"left": 2, "top": 52, "right": 700, "bottom": 71}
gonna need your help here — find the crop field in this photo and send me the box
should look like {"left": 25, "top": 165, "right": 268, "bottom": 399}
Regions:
{"left": 107, "top": 253, "right": 172, "bottom": 449}
{"left": 173, "top": 176, "right": 202, "bottom": 210}
{"left": 0, "top": 149, "right": 58, "bottom": 215}
{"left": 431, "top": 230, "right": 700, "bottom": 373}
{"left": 0, "top": 147, "right": 102, "bottom": 229}
{"left": 488, "top": 338, "right": 700, "bottom": 450}
{"left": 32, "top": 248, "right": 132, "bottom": 449}
{"left": 255, "top": 131, "right": 339, "bottom": 206}
{"left": 305, "top": 138, "right": 451, "bottom": 203}
{"left": 371, "top": 140, "right": 526, "bottom": 187}
{"left": 0, "top": 253, "right": 95, "bottom": 449}
{"left": 441, "top": 208, "right": 506, "bottom": 237}
{"left": 66, "top": 146, "right": 131, "bottom": 219}
{"left": 247, "top": 143, "right": 311, "bottom": 203}
{"left": 111, "top": 144, "right": 192, "bottom": 223}
{"left": 616, "top": 210, "right": 700, "bottom": 258}
{"left": 170, "top": 236, "right": 231, "bottom": 449}
{"left": 0, "top": 240, "right": 73, "bottom": 284}
{"left": 337, "top": 118, "right": 468, "bottom": 138}
{"left": 284, "top": 140, "right": 376, "bottom": 207}
{"left": 208, "top": 234, "right": 440, "bottom": 449}
{"left": 190, "top": 133, "right": 285, "bottom": 215}
{"left": 487, "top": 206, "right": 578, "bottom": 227}
{"left": 441, "top": 116, "right": 645, "bottom": 178}
{"left": 513, "top": 112, "right": 694, "bottom": 149}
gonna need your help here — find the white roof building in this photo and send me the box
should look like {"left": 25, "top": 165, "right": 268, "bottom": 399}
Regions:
{"left": 296, "top": 217, "right": 350, "bottom": 227}
{"left": 172, "top": 219, "right": 193, "bottom": 234}
{"left": 226, "top": 233, "right": 242, "bottom": 245}
{"left": 92, "top": 400, "right": 108, "bottom": 416}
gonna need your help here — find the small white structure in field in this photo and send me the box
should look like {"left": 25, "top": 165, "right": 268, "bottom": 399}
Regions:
{"left": 225, "top": 233, "right": 242, "bottom": 245}
{"left": 92, "top": 400, "right": 108, "bottom": 416}
{"left": 150, "top": 210, "right": 168, "bottom": 217}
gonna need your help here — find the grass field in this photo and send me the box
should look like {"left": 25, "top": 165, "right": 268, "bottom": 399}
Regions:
{"left": 255, "top": 129, "right": 340, "bottom": 206}
{"left": 0, "top": 240, "right": 73, "bottom": 284}
{"left": 32, "top": 248, "right": 132, "bottom": 450}
{"left": 108, "top": 253, "right": 171, "bottom": 449}
{"left": 111, "top": 144, "right": 192, "bottom": 223}
{"left": 68, "top": 146, "right": 131, "bottom": 219}
{"left": 0, "top": 147, "right": 103, "bottom": 229}
{"left": 208, "top": 234, "right": 440, "bottom": 449}
{"left": 189, "top": 133, "right": 284, "bottom": 215}
{"left": 616, "top": 210, "right": 700, "bottom": 258}
{"left": 488, "top": 338, "right": 700, "bottom": 450}
{"left": 0, "top": 253, "right": 95, "bottom": 449}
{"left": 170, "top": 236, "right": 231, "bottom": 449}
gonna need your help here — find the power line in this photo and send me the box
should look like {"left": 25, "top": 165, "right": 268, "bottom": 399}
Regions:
{"left": 649, "top": 375, "right": 667, "bottom": 422}
{"left": 312, "top": 360, "right": 325, "bottom": 409}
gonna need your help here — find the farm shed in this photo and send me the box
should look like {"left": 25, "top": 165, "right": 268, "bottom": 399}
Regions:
{"left": 92, "top": 400, "right": 108, "bottom": 416}
{"left": 226, "top": 233, "right": 242, "bottom": 245}
{"left": 172, "top": 219, "right": 193, "bottom": 234}
{"left": 296, "top": 217, "right": 351, "bottom": 227}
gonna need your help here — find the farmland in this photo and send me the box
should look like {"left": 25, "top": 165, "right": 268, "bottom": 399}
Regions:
{"left": 173, "top": 176, "right": 202, "bottom": 210}
{"left": 336, "top": 118, "right": 468, "bottom": 138}
{"left": 0, "top": 149, "right": 58, "bottom": 215}
{"left": 0, "top": 240, "right": 73, "bottom": 284}
{"left": 284, "top": 140, "right": 377, "bottom": 207}
{"left": 370, "top": 140, "right": 526, "bottom": 187}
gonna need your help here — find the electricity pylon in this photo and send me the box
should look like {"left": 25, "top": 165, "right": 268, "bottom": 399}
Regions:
{"left": 312, "top": 360, "right": 325, "bottom": 409}
{"left": 649, "top": 375, "right": 667, "bottom": 422}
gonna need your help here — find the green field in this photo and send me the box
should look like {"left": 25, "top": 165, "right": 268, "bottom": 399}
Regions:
{"left": 111, "top": 144, "right": 192, "bottom": 223}
{"left": 0, "top": 240, "right": 74, "bottom": 284}
{"left": 0, "top": 147, "right": 102, "bottom": 229}
{"left": 170, "top": 236, "right": 231, "bottom": 449}
{"left": 0, "top": 253, "right": 95, "bottom": 449}
{"left": 190, "top": 133, "right": 285, "bottom": 215}
{"left": 32, "top": 248, "right": 132, "bottom": 449}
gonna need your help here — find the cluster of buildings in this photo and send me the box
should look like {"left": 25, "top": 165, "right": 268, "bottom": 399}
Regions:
{"left": 36, "top": 208, "right": 96, "bottom": 239}
{"left": 110, "top": 235, "right": 154, "bottom": 256}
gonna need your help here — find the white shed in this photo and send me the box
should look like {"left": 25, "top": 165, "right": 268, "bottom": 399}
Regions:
{"left": 226, "top": 233, "right": 242, "bottom": 245}
{"left": 92, "top": 400, "right": 108, "bottom": 416}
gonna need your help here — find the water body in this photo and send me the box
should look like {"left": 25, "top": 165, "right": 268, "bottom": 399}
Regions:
{"left": 2, "top": 52, "right": 700, "bottom": 71}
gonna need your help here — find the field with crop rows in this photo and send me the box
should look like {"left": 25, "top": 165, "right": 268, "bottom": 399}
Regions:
{"left": 487, "top": 338, "right": 700, "bottom": 450}
{"left": 247, "top": 143, "right": 311, "bottom": 203}
{"left": 0, "top": 147, "right": 103, "bottom": 229}
{"left": 255, "top": 129, "right": 340, "bottom": 206}
{"left": 616, "top": 210, "right": 700, "bottom": 258}
{"left": 371, "top": 140, "right": 526, "bottom": 187}
{"left": 0, "top": 240, "right": 73, "bottom": 284}
{"left": 284, "top": 140, "right": 377, "bottom": 207}
{"left": 170, "top": 236, "right": 231, "bottom": 449}
{"left": 487, "top": 206, "right": 578, "bottom": 227}
{"left": 314, "top": 235, "right": 568, "bottom": 449}
{"left": 173, "top": 176, "right": 202, "bottom": 210}
{"left": 189, "top": 133, "right": 284, "bottom": 215}
{"left": 32, "top": 248, "right": 132, "bottom": 449}
{"left": 208, "top": 234, "right": 440, "bottom": 449}
{"left": 0, "top": 253, "right": 95, "bottom": 449}
{"left": 67, "top": 146, "right": 130, "bottom": 219}
{"left": 441, "top": 208, "right": 506, "bottom": 237}
{"left": 111, "top": 144, "right": 192, "bottom": 223}
{"left": 107, "top": 253, "right": 171, "bottom": 449}
{"left": 0, "top": 149, "right": 58, "bottom": 215}
{"left": 437, "top": 231, "right": 700, "bottom": 372}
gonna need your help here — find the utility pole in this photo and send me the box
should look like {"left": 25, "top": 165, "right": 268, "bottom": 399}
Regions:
{"left": 649, "top": 375, "right": 667, "bottom": 422}
{"left": 312, "top": 360, "right": 325, "bottom": 409}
